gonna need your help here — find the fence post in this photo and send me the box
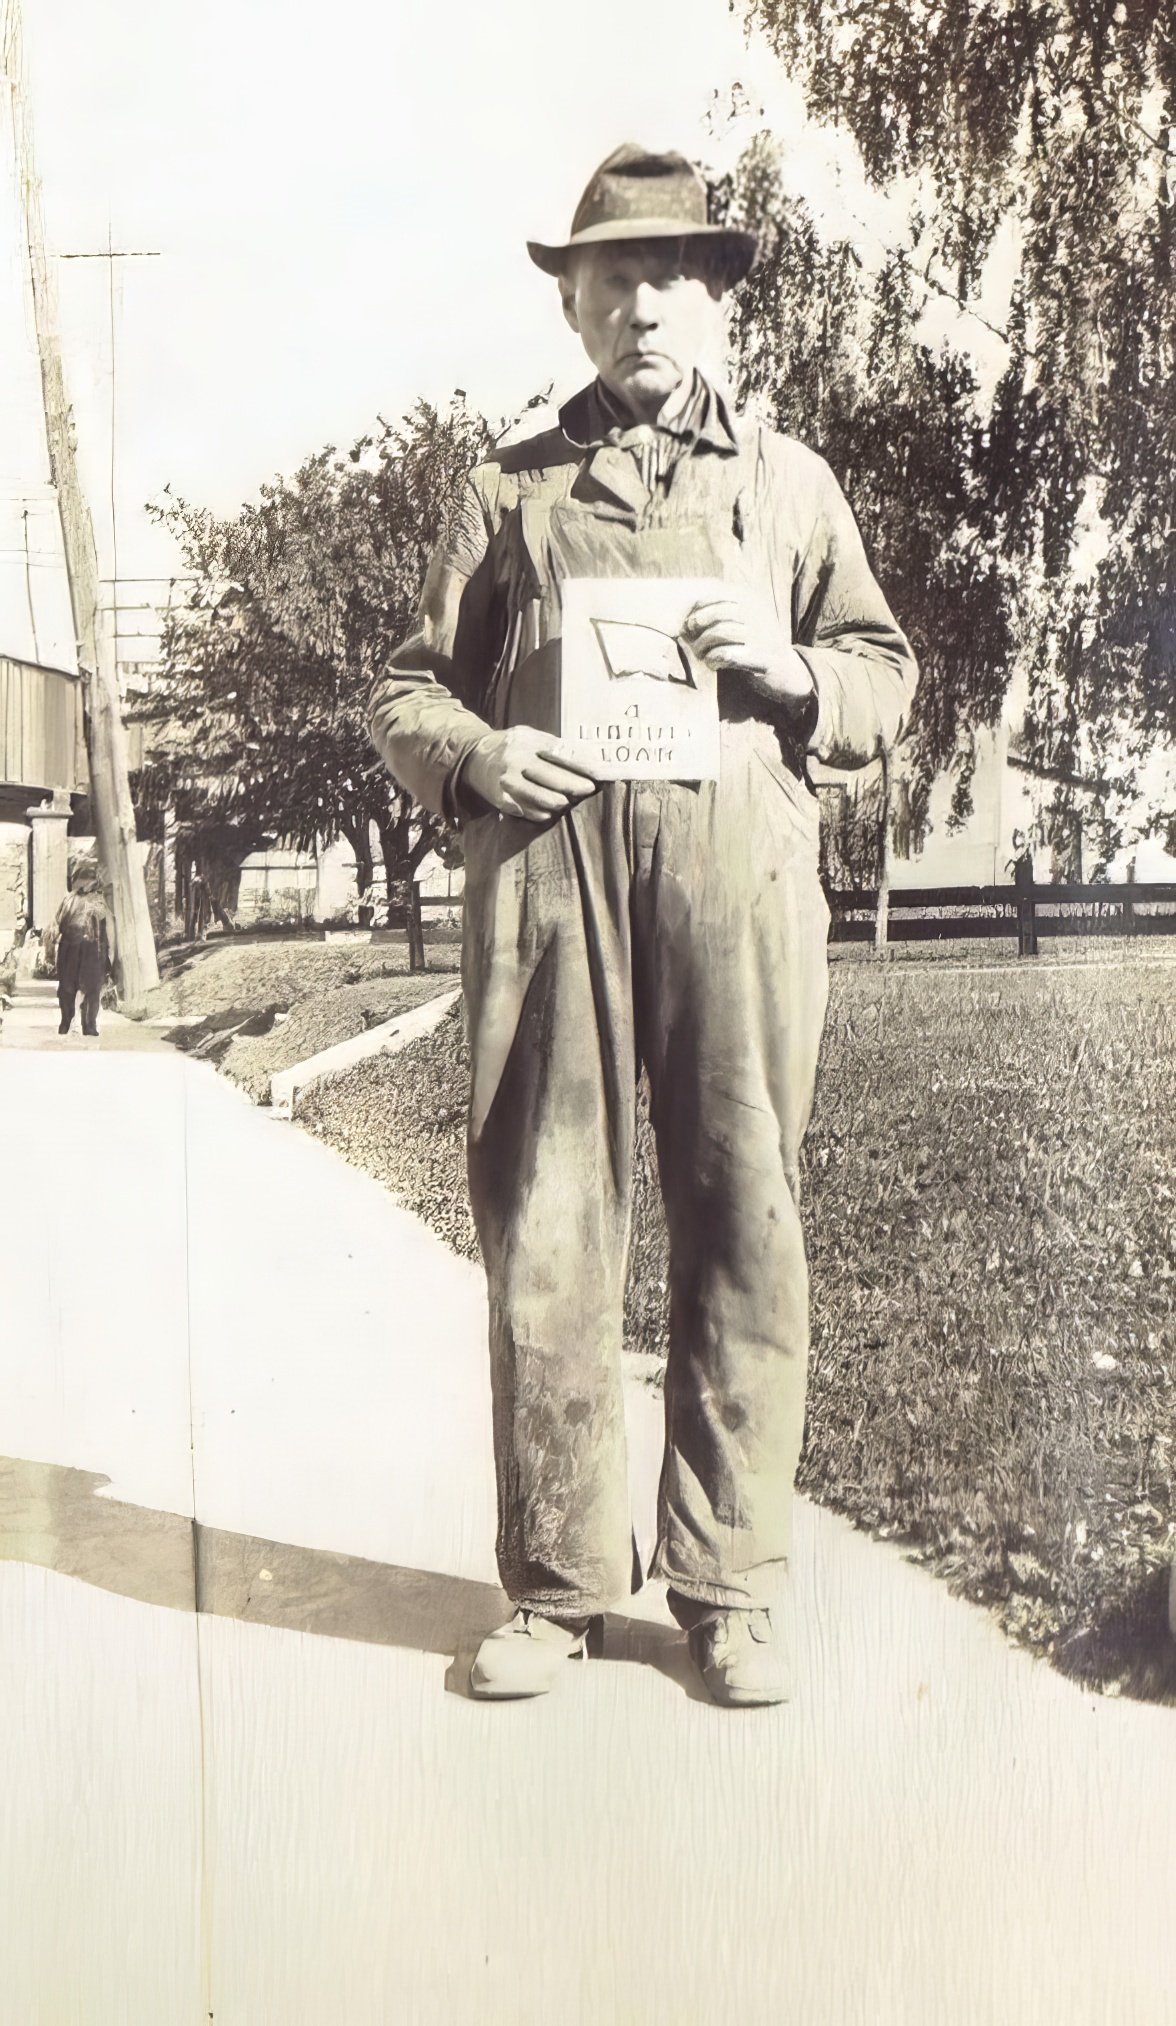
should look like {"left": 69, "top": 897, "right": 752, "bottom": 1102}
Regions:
{"left": 1124, "top": 857, "right": 1136, "bottom": 937}
{"left": 1014, "top": 853, "right": 1038, "bottom": 957}
{"left": 874, "top": 749, "right": 891, "bottom": 954}
{"left": 874, "top": 881, "right": 889, "bottom": 951}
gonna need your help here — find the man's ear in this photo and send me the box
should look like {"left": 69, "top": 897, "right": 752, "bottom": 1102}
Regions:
{"left": 558, "top": 271, "right": 580, "bottom": 335}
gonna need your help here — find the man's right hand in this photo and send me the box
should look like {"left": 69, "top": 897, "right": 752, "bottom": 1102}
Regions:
{"left": 462, "top": 726, "right": 600, "bottom": 821}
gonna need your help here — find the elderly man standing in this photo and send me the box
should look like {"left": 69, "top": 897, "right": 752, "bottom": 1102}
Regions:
{"left": 369, "top": 144, "right": 916, "bottom": 1705}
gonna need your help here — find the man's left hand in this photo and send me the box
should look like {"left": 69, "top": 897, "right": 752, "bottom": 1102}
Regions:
{"left": 682, "top": 593, "right": 815, "bottom": 715}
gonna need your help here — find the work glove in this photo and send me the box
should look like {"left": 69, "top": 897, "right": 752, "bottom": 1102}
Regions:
{"left": 682, "top": 590, "right": 819, "bottom": 742}
{"left": 461, "top": 726, "right": 600, "bottom": 822}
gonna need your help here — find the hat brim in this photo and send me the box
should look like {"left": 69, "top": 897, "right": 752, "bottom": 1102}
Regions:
{"left": 527, "top": 219, "right": 758, "bottom": 282}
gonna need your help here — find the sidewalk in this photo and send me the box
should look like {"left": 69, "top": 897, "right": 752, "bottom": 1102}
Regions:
{"left": 1, "top": 1035, "right": 1174, "bottom": 2026}
{"left": 0, "top": 978, "right": 174, "bottom": 1052}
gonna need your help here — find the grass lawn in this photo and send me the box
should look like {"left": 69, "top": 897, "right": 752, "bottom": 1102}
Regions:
{"left": 299, "top": 944, "right": 1176, "bottom": 1698}
{"left": 802, "top": 950, "right": 1176, "bottom": 1698}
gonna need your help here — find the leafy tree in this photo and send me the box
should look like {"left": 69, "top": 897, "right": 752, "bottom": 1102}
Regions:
{"left": 735, "top": 0, "right": 1176, "bottom": 867}
{"left": 135, "top": 396, "right": 491, "bottom": 921}
{"left": 715, "top": 136, "right": 1016, "bottom": 853}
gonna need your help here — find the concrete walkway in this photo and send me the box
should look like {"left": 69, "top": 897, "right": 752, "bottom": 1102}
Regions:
{"left": 0, "top": 975, "right": 174, "bottom": 1053}
{"left": 1, "top": 1028, "right": 1175, "bottom": 2026}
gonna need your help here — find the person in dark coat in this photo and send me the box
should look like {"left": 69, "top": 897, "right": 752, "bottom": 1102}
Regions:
{"left": 53, "top": 860, "right": 109, "bottom": 1038}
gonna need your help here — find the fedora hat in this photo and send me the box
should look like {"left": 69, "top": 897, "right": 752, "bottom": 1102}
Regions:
{"left": 527, "top": 142, "right": 758, "bottom": 283}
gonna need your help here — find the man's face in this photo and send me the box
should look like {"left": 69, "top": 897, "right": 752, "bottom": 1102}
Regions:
{"left": 559, "top": 240, "right": 724, "bottom": 421}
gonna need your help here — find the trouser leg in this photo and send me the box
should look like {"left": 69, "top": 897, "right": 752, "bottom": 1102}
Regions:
{"left": 57, "top": 985, "right": 76, "bottom": 1032}
{"left": 462, "top": 798, "right": 636, "bottom": 1619}
{"left": 80, "top": 991, "right": 100, "bottom": 1035}
{"left": 638, "top": 729, "right": 830, "bottom": 1609}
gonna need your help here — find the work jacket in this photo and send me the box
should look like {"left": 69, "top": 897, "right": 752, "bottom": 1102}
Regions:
{"left": 52, "top": 890, "right": 108, "bottom": 998}
{"left": 368, "top": 377, "right": 917, "bottom": 818}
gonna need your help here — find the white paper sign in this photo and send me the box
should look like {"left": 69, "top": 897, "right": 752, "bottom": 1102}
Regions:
{"left": 558, "top": 577, "right": 724, "bottom": 780}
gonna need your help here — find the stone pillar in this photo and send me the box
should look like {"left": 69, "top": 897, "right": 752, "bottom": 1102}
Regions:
{"left": 26, "top": 792, "right": 72, "bottom": 932}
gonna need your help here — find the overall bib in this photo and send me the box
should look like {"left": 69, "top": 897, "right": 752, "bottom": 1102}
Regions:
{"left": 461, "top": 453, "right": 831, "bottom": 1620}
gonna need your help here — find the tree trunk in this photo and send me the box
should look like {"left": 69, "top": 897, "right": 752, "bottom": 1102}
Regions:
{"left": 374, "top": 812, "right": 417, "bottom": 926}
{"left": 175, "top": 827, "right": 249, "bottom": 939}
{"left": 344, "top": 821, "right": 375, "bottom": 928}
{"left": 374, "top": 815, "right": 397, "bottom": 929}
{"left": 406, "top": 883, "right": 425, "bottom": 972}
{"left": 376, "top": 810, "right": 439, "bottom": 969}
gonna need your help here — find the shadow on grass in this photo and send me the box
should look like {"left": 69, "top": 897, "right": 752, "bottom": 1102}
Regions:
{"left": 1052, "top": 1566, "right": 1176, "bottom": 1705}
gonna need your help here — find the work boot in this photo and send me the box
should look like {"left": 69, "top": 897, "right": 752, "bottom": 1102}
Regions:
{"left": 469, "top": 1608, "right": 603, "bottom": 1699}
{"left": 686, "top": 1607, "right": 789, "bottom": 1708}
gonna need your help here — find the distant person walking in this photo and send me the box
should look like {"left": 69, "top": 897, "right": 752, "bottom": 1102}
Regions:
{"left": 53, "top": 861, "right": 109, "bottom": 1038}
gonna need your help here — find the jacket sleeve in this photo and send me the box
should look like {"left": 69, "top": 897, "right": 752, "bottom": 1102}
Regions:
{"left": 787, "top": 455, "right": 918, "bottom": 769}
{"left": 44, "top": 898, "right": 66, "bottom": 969}
{"left": 367, "top": 473, "right": 499, "bottom": 818}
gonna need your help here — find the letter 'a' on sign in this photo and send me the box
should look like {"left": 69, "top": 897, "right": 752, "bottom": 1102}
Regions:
{"left": 560, "top": 578, "right": 723, "bottom": 782}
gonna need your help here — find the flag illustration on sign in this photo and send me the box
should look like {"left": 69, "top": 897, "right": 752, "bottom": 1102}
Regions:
{"left": 591, "top": 619, "right": 697, "bottom": 687}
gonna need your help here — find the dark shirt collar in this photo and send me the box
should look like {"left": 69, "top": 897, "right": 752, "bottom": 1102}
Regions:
{"left": 558, "top": 372, "right": 738, "bottom": 456}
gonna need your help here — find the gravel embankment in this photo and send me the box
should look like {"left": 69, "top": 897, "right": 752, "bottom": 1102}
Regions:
{"left": 144, "top": 937, "right": 459, "bottom": 1022}
{"left": 221, "top": 974, "right": 458, "bottom": 1103}
{"left": 297, "top": 1003, "right": 480, "bottom": 1258}
{"left": 141, "top": 936, "right": 461, "bottom": 1101}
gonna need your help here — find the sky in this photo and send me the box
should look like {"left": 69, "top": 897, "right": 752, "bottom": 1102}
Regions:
{"left": 1, "top": 0, "right": 1011, "bottom": 672}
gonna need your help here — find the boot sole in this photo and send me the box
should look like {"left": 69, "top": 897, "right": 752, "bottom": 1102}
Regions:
{"left": 702, "top": 1682, "right": 790, "bottom": 1708}
{"left": 468, "top": 1615, "right": 604, "bottom": 1699}
{"left": 468, "top": 1678, "right": 557, "bottom": 1701}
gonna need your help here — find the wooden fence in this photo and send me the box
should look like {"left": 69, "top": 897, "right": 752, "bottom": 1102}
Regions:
{"left": 196, "top": 878, "right": 1176, "bottom": 966}
{"left": 827, "top": 882, "right": 1176, "bottom": 954}
{"left": 410, "top": 880, "right": 1176, "bottom": 963}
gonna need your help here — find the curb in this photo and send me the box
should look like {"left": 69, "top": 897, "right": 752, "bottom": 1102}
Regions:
{"left": 269, "top": 987, "right": 461, "bottom": 1119}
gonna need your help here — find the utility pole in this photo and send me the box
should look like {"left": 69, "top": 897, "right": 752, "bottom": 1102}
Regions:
{"left": 61, "top": 228, "right": 160, "bottom": 627}
{"left": 2, "top": 0, "right": 160, "bottom": 1003}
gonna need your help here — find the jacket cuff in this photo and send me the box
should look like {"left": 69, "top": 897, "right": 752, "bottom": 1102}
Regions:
{"left": 442, "top": 743, "right": 496, "bottom": 823}
{"left": 792, "top": 649, "right": 829, "bottom": 757}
